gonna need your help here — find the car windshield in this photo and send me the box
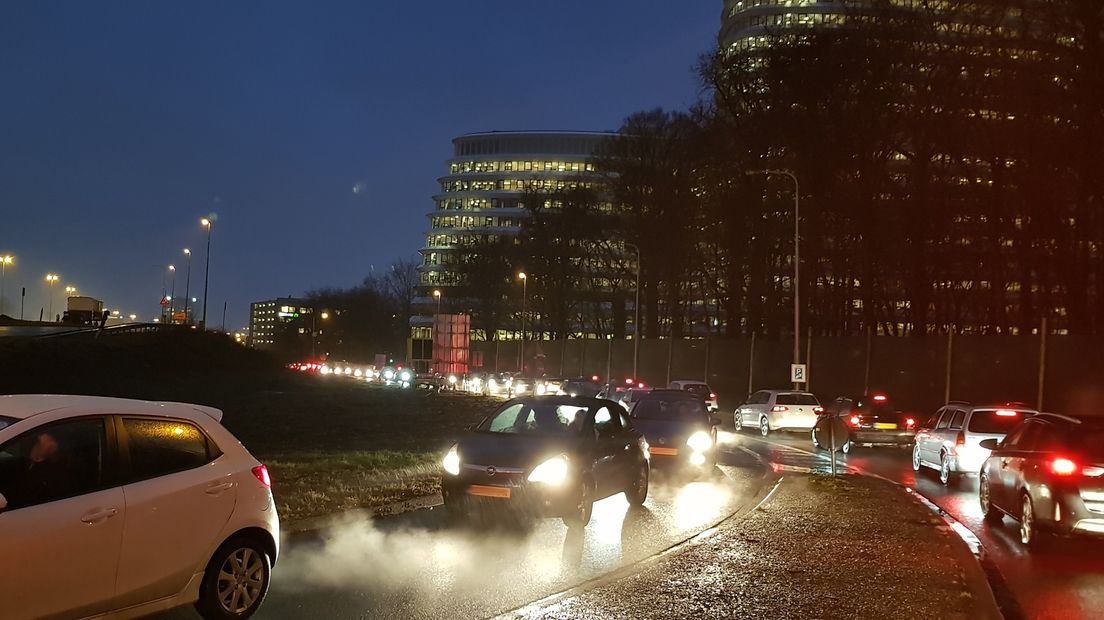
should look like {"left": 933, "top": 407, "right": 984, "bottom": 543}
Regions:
{"left": 968, "top": 410, "right": 1034, "bottom": 434}
{"left": 777, "top": 393, "right": 819, "bottom": 406}
{"left": 0, "top": 416, "right": 15, "bottom": 431}
{"left": 477, "top": 403, "right": 588, "bottom": 435}
{"left": 684, "top": 384, "right": 712, "bottom": 398}
{"left": 1072, "top": 429, "right": 1104, "bottom": 459}
{"left": 633, "top": 397, "right": 708, "bottom": 422}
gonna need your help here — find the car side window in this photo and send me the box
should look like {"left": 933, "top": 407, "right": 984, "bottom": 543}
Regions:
{"left": 122, "top": 418, "right": 216, "bottom": 482}
{"left": 936, "top": 410, "right": 952, "bottom": 430}
{"left": 0, "top": 417, "right": 108, "bottom": 511}
{"left": 949, "top": 410, "right": 966, "bottom": 430}
{"left": 1034, "top": 424, "right": 1064, "bottom": 452}
{"left": 923, "top": 410, "right": 942, "bottom": 429}
{"left": 488, "top": 404, "right": 526, "bottom": 432}
{"left": 1000, "top": 424, "right": 1028, "bottom": 448}
{"left": 755, "top": 391, "right": 771, "bottom": 405}
{"left": 594, "top": 407, "right": 620, "bottom": 436}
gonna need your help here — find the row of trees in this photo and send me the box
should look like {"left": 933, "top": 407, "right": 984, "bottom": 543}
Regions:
{"left": 455, "top": 0, "right": 1104, "bottom": 339}
{"left": 271, "top": 259, "right": 419, "bottom": 361}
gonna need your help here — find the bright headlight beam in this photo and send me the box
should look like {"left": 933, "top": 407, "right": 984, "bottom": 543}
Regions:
{"left": 528, "top": 455, "right": 568, "bottom": 486}
{"left": 443, "top": 445, "right": 460, "bottom": 476}
{"left": 687, "top": 431, "right": 713, "bottom": 453}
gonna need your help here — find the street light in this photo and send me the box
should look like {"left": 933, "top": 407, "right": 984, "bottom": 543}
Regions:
{"left": 747, "top": 168, "right": 802, "bottom": 388}
{"left": 622, "top": 243, "right": 642, "bottom": 381}
{"left": 44, "top": 274, "right": 59, "bottom": 322}
{"left": 168, "top": 264, "right": 177, "bottom": 322}
{"left": 183, "top": 248, "right": 192, "bottom": 325}
{"left": 64, "top": 286, "right": 77, "bottom": 298}
{"left": 517, "top": 273, "right": 528, "bottom": 372}
{"left": 0, "top": 254, "right": 13, "bottom": 317}
{"left": 200, "top": 217, "right": 213, "bottom": 330}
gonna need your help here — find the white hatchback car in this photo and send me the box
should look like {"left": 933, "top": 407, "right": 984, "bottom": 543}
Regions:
{"left": 0, "top": 395, "right": 279, "bottom": 620}
{"left": 735, "top": 390, "right": 823, "bottom": 437}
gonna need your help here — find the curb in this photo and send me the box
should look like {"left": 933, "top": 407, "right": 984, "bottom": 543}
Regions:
{"left": 496, "top": 464, "right": 783, "bottom": 619}
{"left": 739, "top": 436, "right": 1007, "bottom": 620}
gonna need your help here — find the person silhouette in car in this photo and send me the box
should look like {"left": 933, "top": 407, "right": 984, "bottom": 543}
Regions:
{"left": 6, "top": 432, "right": 71, "bottom": 508}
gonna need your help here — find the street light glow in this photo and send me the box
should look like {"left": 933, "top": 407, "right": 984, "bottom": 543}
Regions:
{"left": 320, "top": 312, "right": 330, "bottom": 320}
{"left": 0, "top": 255, "right": 13, "bottom": 266}
{"left": 183, "top": 248, "right": 191, "bottom": 255}
{"left": 45, "top": 274, "right": 59, "bottom": 283}
{"left": 200, "top": 217, "right": 211, "bottom": 228}
{"left": 517, "top": 272, "right": 527, "bottom": 280}
{"left": 168, "top": 264, "right": 175, "bottom": 271}
{"left": 433, "top": 289, "right": 441, "bottom": 298}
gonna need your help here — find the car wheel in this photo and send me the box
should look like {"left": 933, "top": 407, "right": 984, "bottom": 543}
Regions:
{"left": 911, "top": 444, "right": 922, "bottom": 472}
{"left": 733, "top": 415, "right": 743, "bottom": 432}
{"left": 195, "top": 537, "right": 272, "bottom": 620}
{"left": 759, "top": 417, "right": 770, "bottom": 438}
{"left": 841, "top": 440, "right": 853, "bottom": 454}
{"left": 811, "top": 428, "right": 822, "bottom": 450}
{"left": 1020, "top": 494, "right": 1045, "bottom": 549}
{"left": 939, "top": 453, "right": 956, "bottom": 486}
{"left": 980, "top": 475, "right": 1002, "bottom": 524}
{"left": 563, "top": 480, "right": 594, "bottom": 529}
{"left": 626, "top": 464, "right": 649, "bottom": 507}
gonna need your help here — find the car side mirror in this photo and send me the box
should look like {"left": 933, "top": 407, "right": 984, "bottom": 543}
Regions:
{"left": 0, "top": 492, "right": 7, "bottom": 513}
{"left": 979, "top": 438, "right": 1000, "bottom": 451}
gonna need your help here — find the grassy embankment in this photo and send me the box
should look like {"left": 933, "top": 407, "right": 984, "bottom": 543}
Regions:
{"left": 0, "top": 333, "right": 497, "bottom": 520}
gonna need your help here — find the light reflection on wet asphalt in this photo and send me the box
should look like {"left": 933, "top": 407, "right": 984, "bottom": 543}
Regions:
{"left": 156, "top": 449, "right": 766, "bottom": 620}
{"left": 738, "top": 431, "right": 1104, "bottom": 620}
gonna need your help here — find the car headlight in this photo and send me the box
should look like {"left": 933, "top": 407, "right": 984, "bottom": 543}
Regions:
{"left": 536, "top": 383, "right": 547, "bottom": 395}
{"left": 383, "top": 369, "right": 395, "bottom": 380}
{"left": 515, "top": 385, "right": 526, "bottom": 394}
{"left": 443, "top": 445, "right": 460, "bottom": 476}
{"left": 687, "top": 431, "right": 713, "bottom": 453}
{"left": 528, "top": 455, "right": 569, "bottom": 486}
{"left": 400, "top": 371, "right": 412, "bottom": 382}
{"left": 448, "top": 374, "right": 458, "bottom": 384}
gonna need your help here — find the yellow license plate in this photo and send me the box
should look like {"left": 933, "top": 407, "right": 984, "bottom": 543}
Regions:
{"left": 468, "top": 485, "right": 512, "bottom": 499}
{"left": 874, "top": 423, "right": 898, "bottom": 430}
{"left": 650, "top": 447, "right": 679, "bottom": 456}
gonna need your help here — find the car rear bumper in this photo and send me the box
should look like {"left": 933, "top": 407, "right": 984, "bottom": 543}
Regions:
{"left": 850, "top": 430, "right": 916, "bottom": 446}
{"left": 769, "top": 414, "right": 817, "bottom": 431}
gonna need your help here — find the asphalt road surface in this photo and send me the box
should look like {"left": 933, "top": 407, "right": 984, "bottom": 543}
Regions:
{"left": 732, "top": 430, "right": 1104, "bottom": 620}
{"left": 158, "top": 450, "right": 767, "bottom": 620}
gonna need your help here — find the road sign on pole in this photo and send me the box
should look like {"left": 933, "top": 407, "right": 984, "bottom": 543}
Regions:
{"left": 791, "top": 364, "right": 807, "bottom": 384}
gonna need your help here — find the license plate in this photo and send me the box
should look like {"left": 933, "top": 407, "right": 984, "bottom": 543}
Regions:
{"left": 468, "top": 485, "right": 511, "bottom": 499}
{"left": 874, "top": 423, "right": 898, "bottom": 430}
{"left": 650, "top": 447, "right": 679, "bottom": 456}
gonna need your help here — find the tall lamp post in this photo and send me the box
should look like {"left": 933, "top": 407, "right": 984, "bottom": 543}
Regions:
{"left": 44, "top": 274, "right": 59, "bottom": 322}
{"left": 517, "top": 273, "right": 527, "bottom": 372}
{"left": 168, "top": 265, "right": 177, "bottom": 322}
{"left": 748, "top": 169, "right": 802, "bottom": 389}
{"left": 0, "top": 254, "right": 14, "bottom": 317}
{"left": 623, "top": 242, "right": 642, "bottom": 381}
{"left": 182, "top": 249, "right": 192, "bottom": 325}
{"left": 200, "top": 217, "right": 213, "bottom": 330}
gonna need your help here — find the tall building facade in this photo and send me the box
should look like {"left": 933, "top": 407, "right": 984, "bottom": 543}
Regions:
{"left": 419, "top": 131, "right": 611, "bottom": 291}
{"left": 249, "top": 297, "right": 313, "bottom": 351}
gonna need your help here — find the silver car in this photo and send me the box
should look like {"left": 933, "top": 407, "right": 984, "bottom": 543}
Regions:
{"left": 735, "top": 390, "right": 822, "bottom": 437}
{"left": 912, "top": 401, "right": 1038, "bottom": 485}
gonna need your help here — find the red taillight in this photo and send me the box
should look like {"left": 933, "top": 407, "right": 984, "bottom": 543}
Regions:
{"left": 849, "top": 415, "right": 861, "bottom": 426}
{"left": 710, "top": 393, "right": 717, "bottom": 399}
{"left": 995, "top": 410, "right": 1019, "bottom": 417}
{"left": 906, "top": 417, "right": 916, "bottom": 428}
{"left": 772, "top": 405, "right": 789, "bottom": 412}
{"left": 252, "top": 465, "right": 272, "bottom": 488}
{"left": 955, "top": 432, "right": 966, "bottom": 447}
{"left": 591, "top": 375, "right": 599, "bottom": 381}
{"left": 1050, "top": 458, "right": 1078, "bottom": 476}
{"left": 872, "top": 394, "right": 887, "bottom": 402}
{"left": 813, "top": 406, "right": 824, "bottom": 414}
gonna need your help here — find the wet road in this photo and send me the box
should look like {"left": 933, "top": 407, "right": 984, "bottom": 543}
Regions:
{"left": 731, "top": 430, "right": 1104, "bottom": 620}
{"left": 158, "top": 450, "right": 767, "bottom": 620}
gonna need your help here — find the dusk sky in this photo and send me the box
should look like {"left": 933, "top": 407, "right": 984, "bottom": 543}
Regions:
{"left": 1, "top": 2, "right": 719, "bottom": 328}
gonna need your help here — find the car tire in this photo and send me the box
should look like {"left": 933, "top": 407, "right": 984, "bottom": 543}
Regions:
{"left": 759, "top": 417, "right": 770, "bottom": 438}
{"left": 625, "top": 464, "right": 649, "bottom": 507}
{"left": 811, "top": 428, "right": 822, "bottom": 450}
{"left": 1020, "top": 494, "right": 1046, "bottom": 549}
{"left": 563, "top": 480, "right": 594, "bottom": 529}
{"left": 911, "top": 444, "right": 923, "bottom": 472}
{"left": 195, "top": 536, "right": 272, "bottom": 620}
{"left": 841, "top": 440, "right": 853, "bottom": 454}
{"left": 733, "top": 415, "right": 743, "bottom": 432}
{"left": 939, "top": 453, "right": 956, "bottom": 486}
{"left": 980, "top": 475, "right": 1003, "bottom": 524}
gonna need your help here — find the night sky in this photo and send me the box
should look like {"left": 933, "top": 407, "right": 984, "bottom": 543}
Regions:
{"left": 0, "top": 2, "right": 719, "bottom": 329}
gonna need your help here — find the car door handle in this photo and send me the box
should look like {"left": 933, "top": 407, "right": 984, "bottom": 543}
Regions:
{"left": 81, "top": 508, "right": 118, "bottom": 524}
{"left": 205, "top": 482, "right": 235, "bottom": 495}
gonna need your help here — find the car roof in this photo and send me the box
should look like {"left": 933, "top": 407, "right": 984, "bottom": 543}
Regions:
{"left": 0, "top": 394, "right": 223, "bottom": 423}
{"left": 671, "top": 380, "right": 708, "bottom": 385}
{"left": 637, "top": 389, "right": 699, "bottom": 399}
{"left": 766, "top": 390, "right": 815, "bottom": 396}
